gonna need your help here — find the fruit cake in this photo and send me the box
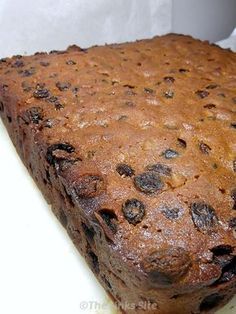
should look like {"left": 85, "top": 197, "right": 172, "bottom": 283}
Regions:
{"left": 0, "top": 34, "right": 235, "bottom": 314}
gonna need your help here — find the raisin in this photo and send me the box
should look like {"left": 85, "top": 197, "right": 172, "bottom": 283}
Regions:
{"left": 163, "top": 90, "right": 174, "bottom": 98}
{"left": 231, "top": 189, "right": 236, "bottom": 210}
{"left": 230, "top": 123, "right": 236, "bottom": 129}
{"left": 146, "top": 163, "right": 172, "bottom": 176}
{"left": 162, "top": 149, "right": 179, "bottom": 159}
{"left": 95, "top": 209, "right": 118, "bottom": 238}
{"left": 88, "top": 250, "right": 99, "bottom": 274}
{"left": 199, "top": 142, "right": 211, "bottom": 154}
{"left": 190, "top": 201, "right": 218, "bottom": 233}
{"left": 20, "top": 67, "right": 36, "bottom": 77}
{"left": 203, "top": 103, "right": 216, "bottom": 109}
{"left": 144, "top": 87, "right": 155, "bottom": 94}
{"left": 0, "top": 58, "right": 7, "bottom": 63}
{"left": 134, "top": 171, "right": 163, "bottom": 194}
{"left": 229, "top": 217, "right": 236, "bottom": 229}
{"left": 46, "top": 95, "right": 64, "bottom": 109}
{"left": 81, "top": 222, "right": 95, "bottom": 242}
{"left": 122, "top": 199, "right": 145, "bottom": 225}
{"left": 72, "top": 174, "right": 105, "bottom": 198}
{"left": 116, "top": 163, "right": 134, "bottom": 177}
{"left": 195, "top": 90, "right": 209, "bottom": 99}
{"left": 179, "top": 68, "right": 189, "bottom": 73}
{"left": 56, "top": 81, "right": 71, "bottom": 91}
{"left": 66, "top": 60, "right": 76, "bottom": 65}
{"left": 161, "top": 206, "right": 180, "bottom": 220}
{"left": 21, "top": 107, "right": 44, "bottom": 124}
{"left": 206, "top": 84, "right": 219, "bottom": 89}
{"left": 40, "top": 61, "right": 50, "bottom": 67}
{"left": 233, "top": 160, "right": 236, "bottom": 172}
{"left": 33, "top": 87, "right": 50, "bottom": 99}
{"left": 200, "top": 294, "right": 224, "bottom": 311}
{"left": 12, "top": 60, "right": 24, "bottom": 68}
{"left": 232, "top": 97, "right": 236, "bottom": 104}
{"left": 177, "top": 138, "right": 187, "bottom": 148}
{"left": 46, "top": 143, "right": 75, "bottom": 165}
{"left": 163, "top": 76, "right": 175, "bottom": 83}
{"left": 211, "top": 245, "right": 234, "bottom": 256}
{"left": 142, "top": 247, "right": 191, "bottom": 285}
{"left": 214, "top": 256, "right": 236, "bottom": 284}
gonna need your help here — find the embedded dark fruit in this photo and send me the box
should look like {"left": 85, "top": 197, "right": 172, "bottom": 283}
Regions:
{"left": 46, "top": 143, "right": 75, "bottom": 165}
{"left": 163, "top": 76, "right": 175, "bottom": 83}
{"left": 177, "top": 138, "right": 187, "bottom": 148}
{"left": 81, "top": 222, "right": 95, "bottom": 242}
{"left": 88, "top": 250, "right": 99, "bottom": 274}
{"left": 233, "top": 160, "right": 236, "bottom": 172}
{"left": 228, "top": 217, "right": 236, "bottom": 229}
{"left": 203, "top": 103, "right": 216, "bottom": 109}
{"left": 195, "top": 90, "right": 209, "bottom": 99}
{"left": 56, "top": 81, "right": 71, "bottom": 91}
{"left": 40, "top": 61, "right": 50, "bottom": 67}
{"left": 161, "top": 206, "right": 180, "bottom": 220}
{"left": 164, "top": 90, "right": 174, "bottom": 98}
{"left": 211, "top": 245, "right": 234, "bottom": 256}
{"left": 116, "top": 163, "right": 135, "bottom": 177}
{"left": 199, "top": 142, "right": 211, "bottom": 154}
{"left": 206, "top": 84, "right": 219, "bottom": 89}
{"left": 21, "top": 107, "right": 44, "bottom": 124}
{"left": 162, "top": 149, "right": 179, "bottom": 159}
{"left": 231, "top": 189, "right": 236, "bottom": 210}
{"left": 73, "top": 174, "right": 105, "bottom": 198}
{"left": 190, "top": 202, "right": 218, "bottom": 233}
{"left": 145, "top": 163, "right": 172, "bottom": 176}
{"left": 134, "top": 171, "right": 163, "bottom": 194}
{"left": 33, "top": 87, "right": 50, "bottom": 98}
{"left": 122, "top": 199, "right": 145, "bottom": 225}
{"left": 142, "top": 247, "right": 191, "bottom": 285}
{"left": 95, "top": 209, "right": 118, "bottom": 240}
{"left": 200, "top": 294, "right": 224, "bottom": 311}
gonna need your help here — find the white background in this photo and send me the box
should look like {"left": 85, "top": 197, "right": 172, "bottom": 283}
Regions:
{"left": 0, "top": 1, "right": 236, "bottom": 314}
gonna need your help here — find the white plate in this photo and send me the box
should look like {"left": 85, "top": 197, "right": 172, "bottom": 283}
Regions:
{"left": 0, "top": 117, "right": 235, "bottom": 314}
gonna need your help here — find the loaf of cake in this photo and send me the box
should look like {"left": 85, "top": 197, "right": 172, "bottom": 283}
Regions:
{"left": 0, "top": 34, "right": 235, "bottom": 314}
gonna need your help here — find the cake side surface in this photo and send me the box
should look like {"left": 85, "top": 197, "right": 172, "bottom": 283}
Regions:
{"left": 0, "top": 34, "right": 236, "bottom": 314}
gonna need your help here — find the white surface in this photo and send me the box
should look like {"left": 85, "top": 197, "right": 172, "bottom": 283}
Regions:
{"left": 0, "top": 0, "right": 172, "bottom": 58}
{"left": 0, "top": 2, "right": 236, "bottom": 314}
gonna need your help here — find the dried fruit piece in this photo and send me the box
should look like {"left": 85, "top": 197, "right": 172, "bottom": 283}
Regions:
{"left": 142, "top": 247, "right": 191, "bottom": 285}
{"left": 81, "top": 222, "right": 95, "bottom": 242}
{"left": 206, "top": 84, "right": 219, "bottom": 89}
{"left": 204, "top": 103, "right": 216, "bottom": 109}
{"left": 146, "top": 163, "right": 172, "bottom": 176}
{"left": 95, "top": 209, "right": 118, "bottom": 240}
{"left": 12, "top": 60, "right": 24, "bottom": 68}
{"left": 199, "top": 141, "right": 211, "bottom": 154}
{"left": 20, "top": 67, "right": 36, "bottom": 77}
{"left": 66, "top": 60, "right": 76, "bottom": 65}
{"left": 200, "top": 294, "right": 224, "bottom": 311}
{"left": 33, "top": 87, "right": 50, "bottom": 99}
{"left": 56, "top": 81, "right": 71, "bottom": 91}
{"left": 190, "top": 201, "right": 218, "bottom": 233}
{"left": 21, "top": 107, "right": 44, "bottom": 124}
{"left": 229, "top": 217, "right": 236, "bottom": 229}
{"left": 195, "top": 90, "right": 209, "bottom": 99}
{"left": 163, "top": 90, "right": 174, "bottom": 99}
{"left": 162, "top": 149, "right": 179, "bottom": 159}
{"left": 72, "top": 174, "right": 105, "bottom": 198}
{"left": 144, "top": 87, "right": 155, "bottom": 94}
{"left": 122, "top": 198, "right": 145, "bottom": 225}
{"left": 116, "top": 163, "right": 135, "bottom": 177}
{"left": 231, "top": 123, "right": 236, "bottom": 129}
{"left": 88, "top": 250, "right": 99, "bottom": 274}
{"left": 161, "top": 206, "right": 180, "bottom": 220}
{"left": 177, "top": 138, "right": 187, "bottom": 148}
{"left": 231, "top": 189, "right": 236, "bottom": 210}
{"left": 134, "top": 171, "right": 163, "bottom": 194}
{"left": 40, "top": 61, "right": 50, "bottom": 67}
{"left": 163, "top": 76, "right": 175, "bottom": 83}
{"left": 46, "top": 143, "right": 75, "bottom": 166}
{"left": 233, "top": 160, "right": 236, "bottom": 172}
